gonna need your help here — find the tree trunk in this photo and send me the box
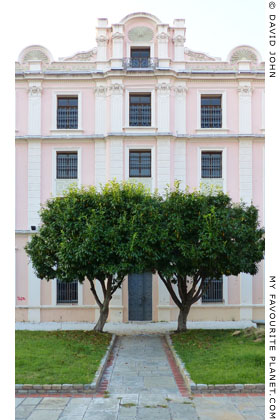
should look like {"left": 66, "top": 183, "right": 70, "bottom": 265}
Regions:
{"left": 94, "top": 302, "right": 109, "bottom": 332}
{"left": 177, "top": 306, "right": 190, "bottom": 332}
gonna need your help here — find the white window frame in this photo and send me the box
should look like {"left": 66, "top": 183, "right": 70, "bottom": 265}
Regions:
{"left": 51, "top": 91, "right": 83, "bottom": 133}
{"left": 125, "top": 144, "right": 155, "bottom": 191}
{"left": 196, "top": 89, "right": 228, "bottom": 132}
{"left": 52, "top": 147, "right": 81, "bottom": 196}
{"left": 198, "top": 146, "right": 227, "bottom": 193}
{"left": 125, "top": 87, "right": 156, "bottom": 128}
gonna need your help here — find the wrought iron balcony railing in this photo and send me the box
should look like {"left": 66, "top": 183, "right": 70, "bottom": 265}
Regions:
{"left": 129, "top": 105, "right": 151, "bottom": 126}
{"left": 123, "top": 57, "right": 158, "bottom": 69}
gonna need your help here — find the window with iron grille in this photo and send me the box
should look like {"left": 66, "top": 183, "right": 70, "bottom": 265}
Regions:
{"left": 129, "top": 94, "right": 151, "bottom": 126}
{"left": 57, "top": 279, "right": 78, "bottom": 304}
{"left": 201, "top": 95, "right": 222, "bottom": 128}
{"left": 202, "top": 277, "right": 223, "bottom": 303}
{"left": 57, "top": 96, "right": 78, "bottom": 129}
{"left": 56, "top": 152, "right": 78, "bottom": 179}
{"left": 130, "top": 48, "right": 150, "bottom": 68}
{"left": 201, "top": 151, "right": 222, "bottom": 178}
{"left": 129, "top": 150, "right": 151, "bottom": 177}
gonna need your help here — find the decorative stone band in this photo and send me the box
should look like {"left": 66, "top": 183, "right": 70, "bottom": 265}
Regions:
{"left": 15, "top": 334, "right": 116, "bottom": 395}
{"left": 165, "top": 334, "right": 264, "bottom": 395}
{"left": 112, "top": 32, "right": 124, "bottom": 40}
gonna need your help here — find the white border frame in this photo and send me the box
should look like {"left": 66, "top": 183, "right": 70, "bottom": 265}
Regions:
{"left": 51, "top": 279, "right": 83, "bottom": 306}
{"left": 197, "top": 89, "right": 227, "bottom": 130}
{"left": 51, "top": 91, "right": 82, "bottom": 131}
{"left": 197, "top": 146, "right": 227, "bottom": 193}
{"left": 125, "top": 87, "right": 156, "bottom": 128}
{"left": 125, "top": 144, "right": 155, "bottom": 192}
{"left": 52, "top": 147, "right": 81, "bottom": 196}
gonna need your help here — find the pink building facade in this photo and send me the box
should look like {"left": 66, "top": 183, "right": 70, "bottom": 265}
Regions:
{"left": 15, "top": 12, "right": 265, "bottom": 323}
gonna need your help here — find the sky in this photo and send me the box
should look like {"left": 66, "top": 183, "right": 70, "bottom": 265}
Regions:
{"left": 13, "top": 0, "right": 265, "bottom": 62}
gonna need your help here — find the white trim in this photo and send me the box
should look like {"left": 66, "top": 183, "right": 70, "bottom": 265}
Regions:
{"left": 52, "top": 91, "right": 82, "bottom": 131}
{"left": 197, "top": 146, "right": 227, "bottom": 193}
{"left": 223, "top": 275, "right": 228, "bottom": 304}
{"left": 27, "top": 234, "right": 41, "bottom": 322}
{"left": 125, "top": 87, "right": 155, "bottom": 128}
{"left": 125, "top": 144, "right": 155, "bottom": 191}
{"left": 51, "top": 279, "right": 56, "bottom": 306}
{"left": 78, "top": 282, "right": 83, "bottom": 306}
{"left": 52, "top": 147, "right": 81, "bottom": 196}
{"left": 196, "top": 89, "right": 227, "bottom": 130}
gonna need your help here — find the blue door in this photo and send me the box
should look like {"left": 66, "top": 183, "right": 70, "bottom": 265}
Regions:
{"left": 128, "top": 272, "right": 152, "bottom": 321}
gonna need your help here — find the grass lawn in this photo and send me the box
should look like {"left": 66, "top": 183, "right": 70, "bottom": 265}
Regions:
{"left": 15, "top": 330, "right": 112, "bottom": 384}
{"left": 171, "top": 328, "right": 264, "bottom": 384}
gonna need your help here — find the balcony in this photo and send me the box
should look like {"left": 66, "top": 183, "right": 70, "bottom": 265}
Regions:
{"left": 123, "top": 57, "right": 158, "bottom": 70}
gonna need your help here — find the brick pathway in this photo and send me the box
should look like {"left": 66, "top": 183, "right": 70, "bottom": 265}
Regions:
{"left": 15, "top": 334, "right": 265, "bottom": 419}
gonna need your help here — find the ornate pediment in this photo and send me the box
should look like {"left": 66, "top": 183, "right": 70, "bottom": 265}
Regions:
{"left": 228, "top": 45, "right": 261, "bottom": 64}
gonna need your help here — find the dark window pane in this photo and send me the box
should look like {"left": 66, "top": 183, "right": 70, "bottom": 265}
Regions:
{"left": 202, "top": 277, "right": 223, "bottom": 302}
{"left": 57, "top": 96, "right": 78, "bottom": 129}
{"left": 129, "top": 95, "right": 151, "bottom": 126}
{"left": 57, "top": 152, "right": 78, "bottom": 179}
{"left": 201, "top": 152, "right": 222, "bottom": 178}
{"left": 201, "top": 95, "right": 222, "bottom": 128}
{"left": 131, "top": 49, "right": 150, "bottom": 58}
{"left": 57, "top": 279, "right": 78, "bottom": 304}
{"left": 129, "top": 150, "right": 151, "bottom": 177}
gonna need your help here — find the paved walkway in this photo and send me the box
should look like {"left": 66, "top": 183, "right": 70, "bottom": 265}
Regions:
{"left": 15, "top": 335, "right": 265, "bottom": 420}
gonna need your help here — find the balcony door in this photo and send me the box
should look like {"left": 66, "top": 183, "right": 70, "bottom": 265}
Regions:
{"left": 130, "top": 48, "right": 150, "bottom": 68}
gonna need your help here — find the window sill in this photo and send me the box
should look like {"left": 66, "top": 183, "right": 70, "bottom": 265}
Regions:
{"left": 124, "top": 126, "right": 157, "bottom": 133}
{"left": 196, "top": 128, "right": 229, "bottom": 134}
{"left": 50, "top": 129, "right": 84, "bottom": 135}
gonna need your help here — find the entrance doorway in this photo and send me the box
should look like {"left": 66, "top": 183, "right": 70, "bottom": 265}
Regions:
{"left": 128, "top": 272, "right": 152, "bottom": 321}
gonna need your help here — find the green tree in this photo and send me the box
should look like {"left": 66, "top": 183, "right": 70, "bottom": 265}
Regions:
{"left": 25, "top": 181, "right": 161, "bottom": 332}
{"left": 156, "top": 186, "right": 265, "bottom": 332}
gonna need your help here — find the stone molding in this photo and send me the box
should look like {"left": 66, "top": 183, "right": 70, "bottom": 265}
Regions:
{"left": 112, "top": 32, "right": 124, "bottom": 40}
{"left": 94, "top": 85, "right": 108, "bottom": 96}
{"left": 238, "top": 85, "right": 254, "bottom": 96}
{"left": 109, "top": 83, "right": 124, "bottom": 95}
{"left": 28, "top": 85, "right": 42, "bottom": 97}
{"left": 156, "top": 83, "right": 172, "bottom": 95}
{"left": 173, "top": 85, "right": 188, "bottom": 95}
{"left": 156, "top": 32, "right": 169, "bottom": 41}
{"left": 173, "top": 35, "right": 185, "bottom": 46}
{"left": 96, "top": 35, "right": 109, "bottom": 46}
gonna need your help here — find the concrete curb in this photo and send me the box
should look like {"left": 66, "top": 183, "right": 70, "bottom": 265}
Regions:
{"left": 165, "top": 333, "right": 265, "bottom": 395}
{"left": 15, "top": 334, "right": 116, "bottom": 395}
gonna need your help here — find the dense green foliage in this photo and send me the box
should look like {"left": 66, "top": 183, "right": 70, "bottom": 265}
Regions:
{"left": 171, "top": 329, "right": 265, "bottom": 384}
{"left": 156, "top": 185, "right": 265, "bottom": 330}
{"left": 25, "top": 181, "right": 162, "bottom": 330}
{"left": 15, "top": 331, "right": 111, "bottom": 384}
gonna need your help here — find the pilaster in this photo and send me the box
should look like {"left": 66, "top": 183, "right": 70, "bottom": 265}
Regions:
{"left": 94, "top": 84, "right": 107, "bottom": 135}
{"left": 95, "top": 140, "right": 107, "bottom": 188}
{"left": 156, "top": 81, "right": 171, "bottom": 133}
{"left": 111, "top": 25, "right": 124, "bottom": 68}
{"left": 157, "top": 138, "right": 170, "bottom": 193}
{"left": 109, "top": 81, "right": 124, "bottom": 133}
{"left": 28, "top": 235, "right": 41, "bottom": 322}
{"left": 174, "top": 83, "right": 187, "bottom": 135}
{"left": 28, "top": 81, "right": 42, "bottom": 135}
{"left": 238, "top": 82, "right": 253, "bottom": 134}
{"left": 174, "top": 140, "right": 186, "bottom": 189}
{"left": 156, "top": 24, "right": 169, "bottom": 67}
{"left": 110, "top": 139, "right": 123, "bottom": 182}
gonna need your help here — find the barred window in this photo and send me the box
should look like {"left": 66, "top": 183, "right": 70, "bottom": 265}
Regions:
{"left": 130, "top": 48, "right": 150, "bottom": 68}
{"left": 57, "top": 279, "right": 78, "bottom": 304}
{"left": 56, "top": 152, "right": 78, "bottom": 179}
{"left": 201, "top": 95, "right": 222, "bottom": 128}
{"left": 129, "top": 150, "right": 151, "bottom": 177}
{"left": 202, "top": 277, "right": 223, "bottom": 303}
{"left": 57, "top": 96, "right": 78, "bottom": 129}
{"left": 129, "top": 94, "right": 151, "bottom": 127}
{"left": 201, "top": 151, "right": 222, "bottom": 178}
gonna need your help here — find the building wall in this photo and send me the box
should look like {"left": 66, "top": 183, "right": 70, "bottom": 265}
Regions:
{"left": 15, "top": 12, "right": 265, "bottom": 323}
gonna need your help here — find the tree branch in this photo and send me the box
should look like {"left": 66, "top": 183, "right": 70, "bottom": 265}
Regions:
{"left": 88, "top": 278, "right": 103, "bottom": 309}
{"left": 158, "top": 271, "right": 182, "bottom": 309}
